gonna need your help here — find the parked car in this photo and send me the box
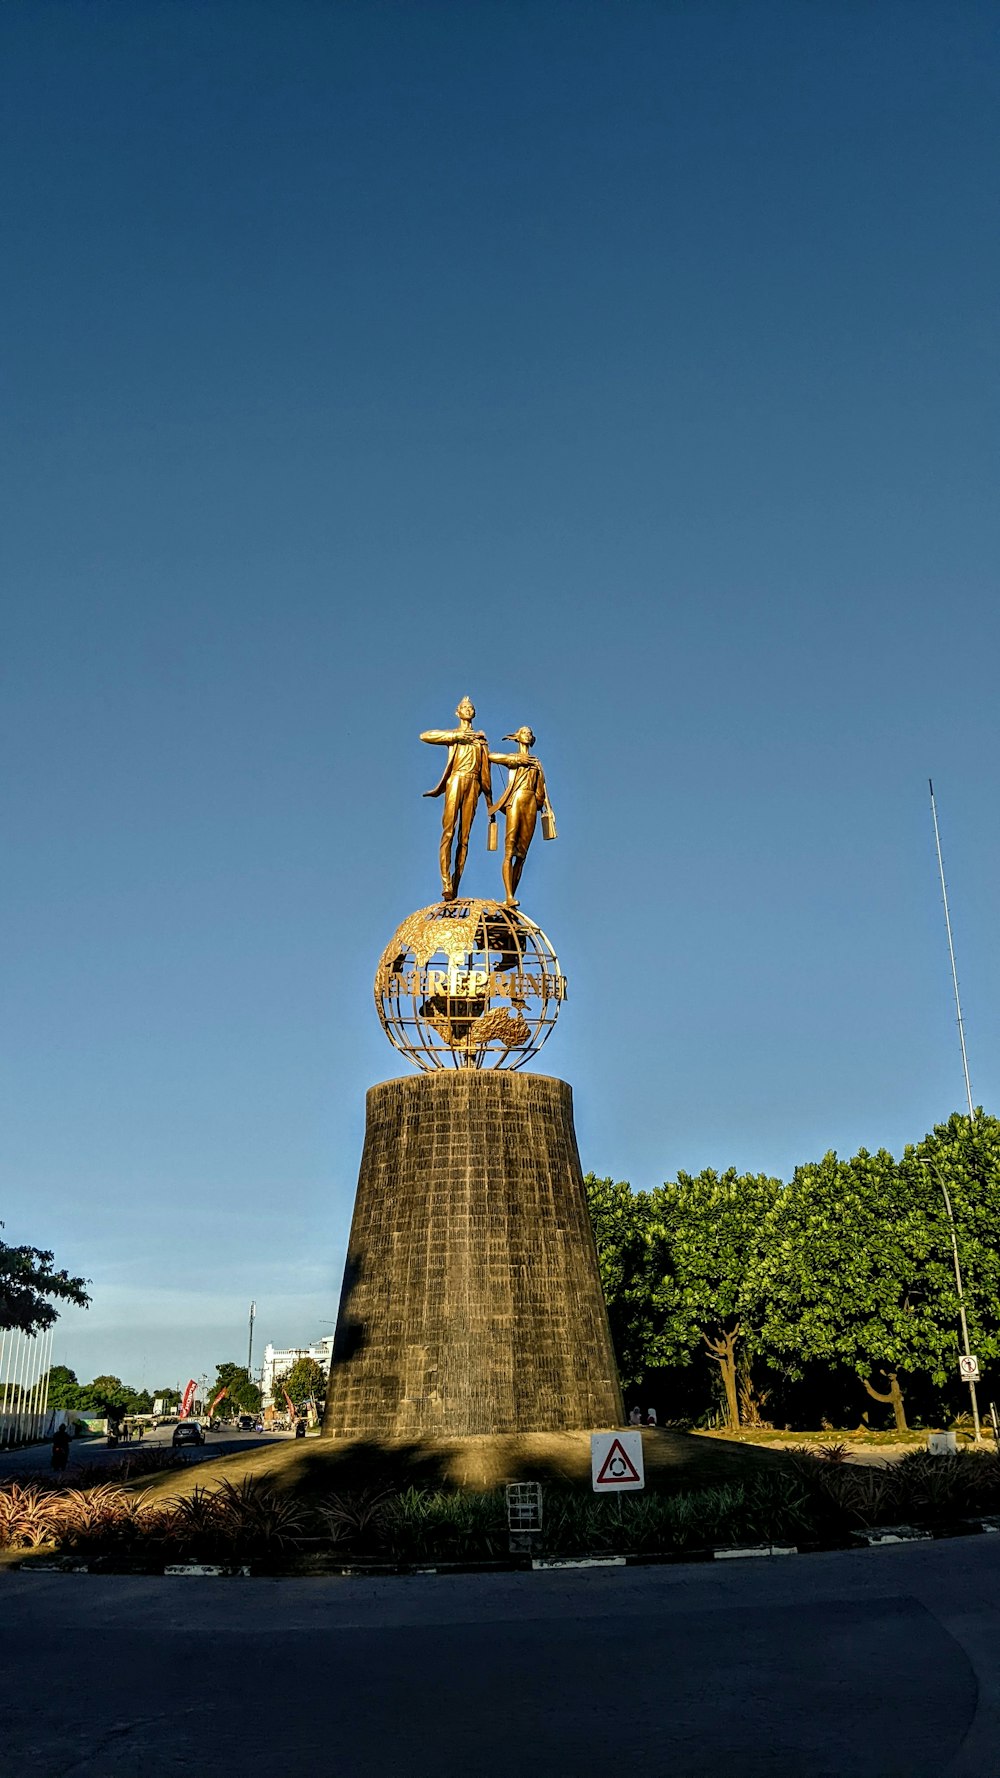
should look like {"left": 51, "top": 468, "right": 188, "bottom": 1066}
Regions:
{"left": 172, "top": 1421, "right": 205, "bottom": 1447}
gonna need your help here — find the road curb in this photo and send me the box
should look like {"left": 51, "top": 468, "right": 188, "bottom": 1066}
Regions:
{"left": 713, "top": 1544, "right": 798, "bottom": 1559}
{"left": 9, "top": 1516, "right": 1000, "bottom": 1579}
{"left": 853, "top": 1525, "right": 932, "bottom": 1547}
{"left": 532, "top": 1555, "right": 627, "bottom": 1570}
{"left": 164, "top": 1564, "right": 252, "bottom": 1577}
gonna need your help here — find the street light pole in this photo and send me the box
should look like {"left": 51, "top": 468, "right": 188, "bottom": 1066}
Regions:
{"left": 247, "top": 1300, "right": 256, "bottom": 1378}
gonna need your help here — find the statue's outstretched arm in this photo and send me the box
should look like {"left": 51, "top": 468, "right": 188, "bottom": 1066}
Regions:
{"left": 420, "top": 728, "right": 461, "bottom": 745}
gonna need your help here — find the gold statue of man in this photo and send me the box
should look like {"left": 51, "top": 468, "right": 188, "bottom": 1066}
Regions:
{"left": 488, "top": 726, "right": 556, "bottom": 906}
{"left": 421, "top": 696, "right": 493, "bottom": 901}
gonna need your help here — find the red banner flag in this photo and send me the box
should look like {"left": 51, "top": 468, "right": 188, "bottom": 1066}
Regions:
{"left": 178, "top": 1379, "right": 197, "bottom": 1420}
{"left": 283, "top": 1388, "right": 297, "bottom": 1421}
{"left": 207, "top": 1386, "right": 229, "bottom": 1418}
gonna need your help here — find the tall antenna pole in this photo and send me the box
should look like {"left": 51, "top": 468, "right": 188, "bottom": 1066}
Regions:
{"left": 929, "top": 779, "right": 975, "bottom": 1121}
{"left": 247, "top": 1300, "right": 256, "bottom": 1376}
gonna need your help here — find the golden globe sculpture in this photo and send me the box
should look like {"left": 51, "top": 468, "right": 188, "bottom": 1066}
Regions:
{"left": 375, "top": 898, "right": 565, "bottom": 1071}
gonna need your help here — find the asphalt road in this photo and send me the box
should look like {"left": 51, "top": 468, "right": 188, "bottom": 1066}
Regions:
{"left": 0, "top": 1423, "right": 289, "bottom": 1475}
{"left": 3, "top": 1536, "right": 999, "bottom": 1776}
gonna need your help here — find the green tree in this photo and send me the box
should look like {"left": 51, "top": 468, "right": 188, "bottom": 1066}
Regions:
{"left": 43, "top": 1365, "right": 82, "bottom": 1409}
{"left": 750, "top": 1133, "right": 1000, "bottom": 1432}
{"left": 76, "top": 1375, "right": 152, "bottom": 1416}
{"left": 274, "top": 1356, "right": 326, "bottom": 1411}
{"left": 0, "top": 1228, "right": 90, "bottom": 1334}
{"left": 152, "top": 1386, "right": 181, "bottom": 1410}
{"left": 906, "top": 1111, "right": 1000, "bottom": 1392}
{"left": 648, "top": 1170, "right": 783, "bottom": 1429}
{"left": 584, "top": 1175, "right": 659, "bottom": 1387}
{"left": 79, "top": 1375, "right": 132, "bottom": 1412}
{"left": 209, "top": 1361, "right": 262, "bottom": 1415}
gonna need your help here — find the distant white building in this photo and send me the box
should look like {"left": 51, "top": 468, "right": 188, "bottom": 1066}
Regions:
{"left": 261, "top": 1336, "right": 334, "bottom": 1406}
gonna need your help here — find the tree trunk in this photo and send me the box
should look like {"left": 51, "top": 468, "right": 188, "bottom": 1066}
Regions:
{"left": 704, "top": 1329, "right": 740, "bottom": 1430}
{"left": 863, "top": 1370, "right": 907, "bottom": 1433}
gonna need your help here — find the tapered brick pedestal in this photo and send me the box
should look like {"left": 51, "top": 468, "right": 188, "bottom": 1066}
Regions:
{"left": 322, "top": 1071, "right": 623, "bottom": 1437}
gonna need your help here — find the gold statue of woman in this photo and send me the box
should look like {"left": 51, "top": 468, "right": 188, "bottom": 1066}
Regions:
{"left": 488, "top": 726, "right": 556, "bottom": 906}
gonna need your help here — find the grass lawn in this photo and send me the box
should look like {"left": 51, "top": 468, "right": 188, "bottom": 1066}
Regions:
{"left": 127, "top": 1427, "right": 793, "bottom": 1503}
{"left": 694, "top": 1427, "right": 978, "bottom": 1450}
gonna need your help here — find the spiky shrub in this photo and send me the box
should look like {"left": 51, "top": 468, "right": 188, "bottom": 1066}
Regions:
{"left": 0, "top": 1483, "right": 63, "bottom": 1549}
{"left": 314, "top": 1488, "right": 396, "bottom": 1556}
{"left": 891, "top": 1450, "right": 1000, "bottom": 1521}
{"left": 538, "top": 1472, "right": 821, "bottom": 1557}
{"left": 54, "top": 1485, "right": 171, "bottom": 1555}
{"left": 158, "top": 1484, "right": 234, "bottom": 1560}
{"left": 380, "top": 1488, "right": 508, "bottom": 1562}
{"left": 155, "top": 1477, "right": 309, "bottom": 1562}
{"left": 208, "top": 1478, "right": 310, "bottom": 1558}
{"left": 811, "top": 1462, "right": 898, "bottom": 1528}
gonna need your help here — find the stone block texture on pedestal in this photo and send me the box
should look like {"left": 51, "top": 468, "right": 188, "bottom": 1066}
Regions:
{"left": 322, "top": 1071, "right": 623, "bottom": 1437}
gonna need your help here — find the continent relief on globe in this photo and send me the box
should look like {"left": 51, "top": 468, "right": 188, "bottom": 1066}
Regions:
{"left": 375, "top": 901, "right": 567, "bottom": 1005}
{"left": 384, "top": 900, "right": 496, "bottom": 969}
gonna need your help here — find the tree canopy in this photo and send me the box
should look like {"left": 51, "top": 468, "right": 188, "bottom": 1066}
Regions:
{"left": 586, "top": 1111, "right": 1000, "bottom": 1432}
{"left": 75, "top": 1374, "right": 152, "bottom": 1415}
{"left": 274, "top": 1356, "right": 326, "bottom": 1410}
{"left": 751, "top": 1148, "right": 953, "bottom": 1430}
{"left": 45, "top": 1365, "right": 82, "bottom": 1409}
{"left": 209, "top": 1362, "right": 262, "bottom": 1415}
{"left": 649, "top": 1169, "right": 783, "bottom": 1429}
{"left": 0, "top": 1229, "right": 90, "bottom": 1335}
{"left": 585, "top": 1176, "right": 658, "bottom": 1387}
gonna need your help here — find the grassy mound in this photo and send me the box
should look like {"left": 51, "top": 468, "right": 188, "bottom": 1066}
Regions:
{"left": 126, "top": 1427, "right": 791, "bottom": 1504}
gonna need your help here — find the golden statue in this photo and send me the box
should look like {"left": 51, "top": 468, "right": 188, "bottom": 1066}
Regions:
{"left": 421, "top": 696, "right": 493, "bottom": 901}
{"left": 488, "top": 726, "right": 557, "bottom": 906}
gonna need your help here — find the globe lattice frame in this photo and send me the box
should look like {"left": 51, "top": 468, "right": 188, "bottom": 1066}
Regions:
{"left": 374, "top": 899, "right": 566, "bottom": 1071}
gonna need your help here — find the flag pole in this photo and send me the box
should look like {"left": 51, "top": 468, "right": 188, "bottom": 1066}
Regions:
{"left": 927, "top": 779, "right": 981, "bottom": 1440}
{"left": 929, "top": 779, "right": 975, "bottom": 1121}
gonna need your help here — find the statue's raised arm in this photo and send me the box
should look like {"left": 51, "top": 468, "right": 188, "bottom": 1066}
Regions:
{"left": 420, "top": 696, "right": 492, "bottom": 902}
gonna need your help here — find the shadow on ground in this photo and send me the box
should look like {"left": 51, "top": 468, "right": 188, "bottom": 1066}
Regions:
{"left": 129, "top": 1427, "right": 792, "bottom": 1501}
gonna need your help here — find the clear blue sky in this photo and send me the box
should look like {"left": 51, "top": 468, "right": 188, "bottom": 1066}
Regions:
{"left": 3, "top": 1, "right": 998, "bottom": 1391}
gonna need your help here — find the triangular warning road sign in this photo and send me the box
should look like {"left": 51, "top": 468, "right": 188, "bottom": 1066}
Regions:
{"left": 595, "top": 1436, "right": 642, "bottom": 1486}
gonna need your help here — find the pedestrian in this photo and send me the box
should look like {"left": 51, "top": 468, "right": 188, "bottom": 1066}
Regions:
{"left": 51, "top": 1424, "right": 70, "bottom": 1472}
{"left": 294, "top": 1418, "right": 306, "bottom": 1438}
{"left": 629, "top": 1405, "right": 642, "bottom": 1426}
{"left": 646, "top": 1408, "right": 658, "bottom": 1428}
{"left": 137, "top": 1422, "right": 144, "bottom": 1441}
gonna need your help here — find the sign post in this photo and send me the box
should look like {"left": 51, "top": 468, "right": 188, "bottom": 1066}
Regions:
{"left": 591, "top": 1430, "right": 644, "bottom": 1493}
